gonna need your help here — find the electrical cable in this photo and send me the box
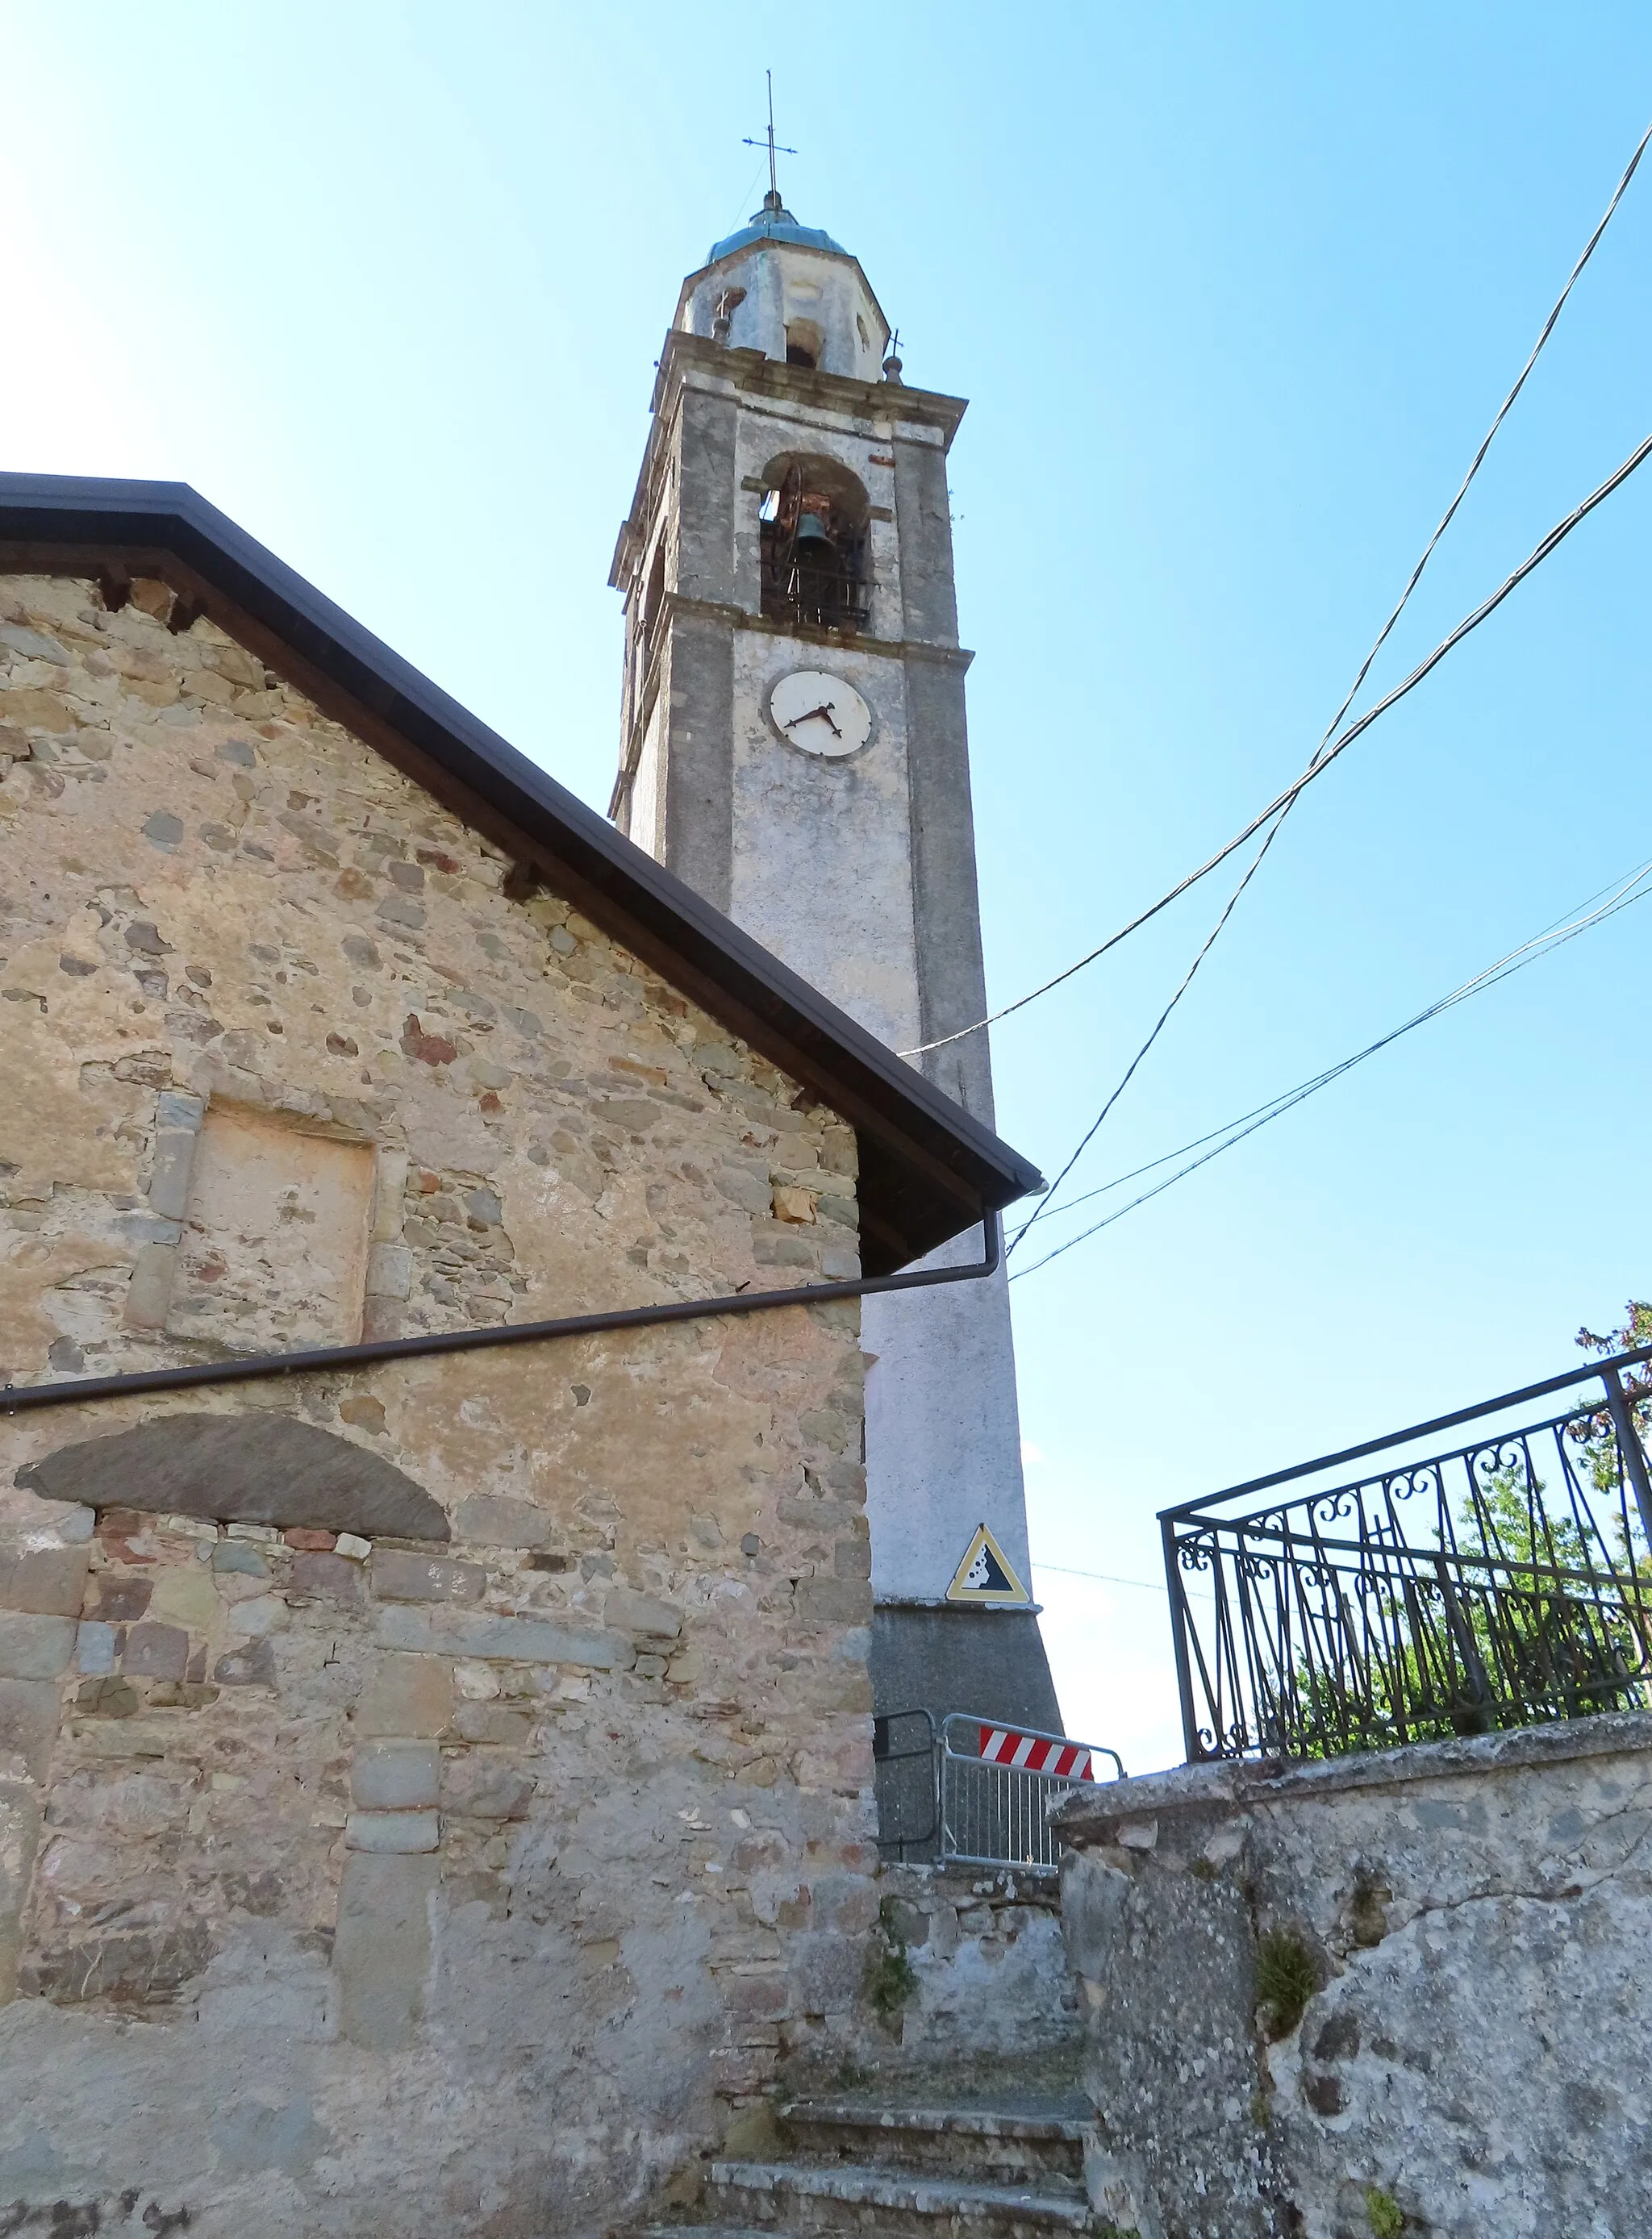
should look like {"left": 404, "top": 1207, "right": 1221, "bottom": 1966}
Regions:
{"left": 1021, "top": 854, "right": 1652, "bottom": 1227}
{"left": 905, "top": 115, "right": 1652, "bottom": 1071}
{"left": 1034, "top": 1561, "right": 1170, "bottom": 1594}
{"left": 1006, "top": 857, "right": 1652, "bottom": 1278}
{"left": 1003, "top": 422, "right": 1652, "bottom": 1248}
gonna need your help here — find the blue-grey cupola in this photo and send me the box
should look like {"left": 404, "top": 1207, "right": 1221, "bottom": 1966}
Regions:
{"left": 676, "top": 189, "right": 890, "bottom": 381}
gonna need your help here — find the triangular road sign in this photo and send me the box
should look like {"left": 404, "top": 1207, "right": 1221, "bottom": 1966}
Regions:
{"left": 945, "top": 1522, "right": 1029, "bottom": 1605}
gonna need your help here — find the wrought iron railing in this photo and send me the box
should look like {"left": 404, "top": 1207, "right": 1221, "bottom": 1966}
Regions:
{"left": 873, "top": 1708, "right": 1123, "bottom": 1871}
{"left": 1162, "top": 1344, "right": 1652, "bottom": 1764}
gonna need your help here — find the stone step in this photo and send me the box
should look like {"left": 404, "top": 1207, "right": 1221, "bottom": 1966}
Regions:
{"left": 781, "top": 2103, "right": 1088, "bottom": 2183}
{"left": 703, "top": 2159, "right": 1096, "bottom": 2237}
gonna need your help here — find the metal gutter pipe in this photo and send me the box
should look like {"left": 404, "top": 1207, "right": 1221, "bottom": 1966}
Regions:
{"left": 0, "top": 1219, "right": 1001, "bottom": 1419}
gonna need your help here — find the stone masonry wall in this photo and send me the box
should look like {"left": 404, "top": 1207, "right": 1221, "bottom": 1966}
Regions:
{"left": 1056, "top": 1712, "right": 1652, "bottom": 2239}
{"left": 0, "top": 573, "right": 882, "bottom": 2236}
{"left": 871, "top": 1864, "right": 1084, "bottom": 2093}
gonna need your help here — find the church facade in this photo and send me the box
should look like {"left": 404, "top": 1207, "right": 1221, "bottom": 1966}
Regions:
{"left": 0, "top": 477, "right": 1037, "bottom": 2233}
{"left": 610, "top": 192, "right": 1062, "bottom": 1737}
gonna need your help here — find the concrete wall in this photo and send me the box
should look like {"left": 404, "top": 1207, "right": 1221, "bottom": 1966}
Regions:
{"left": 1056, "top": 1712, "right": 1652, "bottom": 2239}
{"left": 0, "top": 573, "right": 886, "bottom": 2235}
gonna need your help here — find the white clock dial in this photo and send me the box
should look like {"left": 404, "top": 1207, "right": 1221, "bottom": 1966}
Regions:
{"left": 768, "top": 669, "right": 874, "bottom": 759}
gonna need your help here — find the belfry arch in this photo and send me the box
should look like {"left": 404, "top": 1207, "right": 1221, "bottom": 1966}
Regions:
{"left": 757, "top": 452, "right": 871, "bottom": 633}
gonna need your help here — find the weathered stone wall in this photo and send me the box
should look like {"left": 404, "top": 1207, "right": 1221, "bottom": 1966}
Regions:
{"left": 1056, "top": 1712, "right": 1652, "bottom": 2239}
{"left": 0, "top": 573, "right": 882, "bottom": 2234}
{"left": 870, "top": 1864, "right": 1084, "bottom": 2093}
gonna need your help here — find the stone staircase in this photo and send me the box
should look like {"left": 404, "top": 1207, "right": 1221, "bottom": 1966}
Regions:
{"left": 644, "top": 2095, "right": 1102, "bottom": 2239}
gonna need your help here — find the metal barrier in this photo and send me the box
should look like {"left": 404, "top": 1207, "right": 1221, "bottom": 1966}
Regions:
{"left": 871, "top": 1707, "right": 939, "bottom": 1862}
{"left": 1162, "top": 1340, "right": 1652, "bottom": 1764}
{"left": 874, "top": 1708, "right": 1124, "bottom": 1871}
{"left": 938, "top": 1712, "right": 1124, "bottom": 1874}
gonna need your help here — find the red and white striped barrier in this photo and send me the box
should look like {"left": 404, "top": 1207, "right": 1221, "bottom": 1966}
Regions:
{"left": 975, "top": 1726, "right": 1095, "bottom": 1781}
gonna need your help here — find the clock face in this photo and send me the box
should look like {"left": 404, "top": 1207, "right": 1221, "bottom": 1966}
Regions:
{"left": 768, "top": 669, "right": 874, "bottom": 759}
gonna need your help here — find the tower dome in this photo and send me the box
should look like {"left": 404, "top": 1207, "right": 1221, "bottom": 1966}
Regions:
{"left": 705, "top": 188, "right": 849, "bottom": 264}
{"left": 677, "top": 190, "right": 889, "bottom": 381}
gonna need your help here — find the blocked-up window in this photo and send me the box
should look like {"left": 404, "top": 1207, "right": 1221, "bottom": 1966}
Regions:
{"left": 167, "top": 1107, "right": 373, "bottom": 1351}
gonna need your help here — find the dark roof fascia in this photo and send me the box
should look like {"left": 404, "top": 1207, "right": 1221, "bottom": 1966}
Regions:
{"left": 0, "top": 473, "right": 1042, "bottom": 1273}
{"left": 609, "top": 334, "right": 969, "bottom": 593}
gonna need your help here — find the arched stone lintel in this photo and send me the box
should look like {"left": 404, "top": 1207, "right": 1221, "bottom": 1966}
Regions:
{"left": 15, "top": 1413, "right": 449, "bottom": 1543}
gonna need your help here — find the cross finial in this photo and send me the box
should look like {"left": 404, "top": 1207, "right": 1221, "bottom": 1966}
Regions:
{"left": 742, "top": 70, "right": 798, "bottom": 206}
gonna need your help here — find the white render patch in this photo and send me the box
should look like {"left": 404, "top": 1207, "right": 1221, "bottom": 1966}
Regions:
{"left": 729, "top": 630, "right": 920, "bottom": 1054}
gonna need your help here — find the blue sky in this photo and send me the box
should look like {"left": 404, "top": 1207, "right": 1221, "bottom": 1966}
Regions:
{"left": 6, "top": 4, "right": 1651, "bottom": 1770}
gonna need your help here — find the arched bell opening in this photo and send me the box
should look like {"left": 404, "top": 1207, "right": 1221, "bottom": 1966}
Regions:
{"left": 757, "top": 452, "right": 871, "bottom": 633}
{"left": 784, "top": 319, "right": 823, "bottom": 369}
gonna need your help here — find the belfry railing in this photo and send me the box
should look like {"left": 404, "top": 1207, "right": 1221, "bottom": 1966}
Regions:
{"left": 1162, "top": 1342, "right": 1652, "bottom": 1765}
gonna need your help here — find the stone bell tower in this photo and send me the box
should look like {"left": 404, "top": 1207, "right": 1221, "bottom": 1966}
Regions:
{"left": 609, "top": 186, "right": 1062, "bottom": 1742}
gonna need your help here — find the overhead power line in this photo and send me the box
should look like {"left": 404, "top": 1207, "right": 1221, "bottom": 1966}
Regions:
{"left": 904, "top": 112, "right": 1652, "bottom": 1075}
{"left": 1007, "top": 115, "right": 1652, "bottom": 1258}
{"left": 1007, "top": 856, "right": 1652, "bottom": 1280}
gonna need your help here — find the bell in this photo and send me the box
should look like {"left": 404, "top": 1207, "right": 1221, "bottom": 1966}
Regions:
{"left": 794, "top": 511, "right": 834, "bottom": 556}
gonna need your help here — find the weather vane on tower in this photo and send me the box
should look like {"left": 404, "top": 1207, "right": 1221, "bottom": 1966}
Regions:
{"left": 742, "top": 69, "right": 797, "bottom": 207}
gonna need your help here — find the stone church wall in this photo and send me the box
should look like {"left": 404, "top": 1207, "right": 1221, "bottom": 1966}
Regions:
{"left": 0, "top": 573, "right": 878, "bottom": 2235}
{"left": 1056, "top": 1711, "right": 1652, "bottom": 2239}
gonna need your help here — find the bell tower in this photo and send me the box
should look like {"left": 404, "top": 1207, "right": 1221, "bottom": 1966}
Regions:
{"left": 609, "top": 186, "right": 1062, "bottom": 1744}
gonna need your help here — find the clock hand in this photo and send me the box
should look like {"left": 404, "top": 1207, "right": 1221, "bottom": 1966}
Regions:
{"left": 783, "top": 703, "right": 843, "bottom": 738}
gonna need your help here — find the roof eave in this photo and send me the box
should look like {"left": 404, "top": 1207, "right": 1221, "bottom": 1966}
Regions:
{"left": 0, "top": 473, "right": 1041, "bottom": 1273}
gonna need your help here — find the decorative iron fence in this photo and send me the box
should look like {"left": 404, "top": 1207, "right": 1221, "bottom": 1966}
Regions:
{"left": 873, "top": 1708, "right": 1123, "bottom": 1871}
{"left": 1162, "top": 1343, "right": 1652, "bottom": 1764}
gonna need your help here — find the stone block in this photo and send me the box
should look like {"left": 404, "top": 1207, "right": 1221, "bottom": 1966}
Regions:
{"left": 0, "top": 1611, "right": 77, "bottom": 1680}
{"left": 355, "top": 1653, "right": 452, "bottom": 1737}
{"left": 374, "top": 1604, "right": 632, "bottom": 1669}
{"left": 155, "top": 1090, "right": 204, "bottom": 1130}
{"left": 147, "top": 1128, "right": 199, "bottom": 1220}
{"left": 19, "top": 1412, "right": 449, "bottom": 1541}
{"left": 352, "top": 1741, "right": 440, "bottom": 1811}
{"left": 345, "top": 1808, "right": 440, "bottom": 1854}
{"left": 123, "top": 1623, "right": 190, "bottom": 1680}
{"left": 90, "top": 1576, "right": 152, "bottom": 1622}
{"left": 0, "top": 1542, "right": 90, "bottom": 1617}
{"left": 453, "top": 1703, "right": 534, "bottom": 1746}
{"left": 290, "top": 1551, "right": 362, "bottom": 1604}
{"left": 148, "top": 1565, "right": 219, "bottom": 1631}
{"left": 370, "top": 1550, "right": 486, "bottom": 1604}
{"left": 75, "top": 1620, "right": 117, "bottom": 1674}
{"left": 452, "top": 1495, "right": 550, "bottom": 1549}
{"left": 605, "top": 1585, "right": 683, "bottom": 1641}
{"left": 365, "top": 1242, "right": 413, "bottom": 1299}
{"left": 35, "top": 1501, "right": 94, "bottom": 1545}
{"left": 786, "top": 1928, "right": 866, "bottom": 2014}
{"left": 214, "top": 1638, "right": 277, "bottom": 1687}
{"left": 334, "top": 1851, "right": 437, "bottom": 2050}
{"left": 795, "top": 1578, "right": 872, "bottom": 1625}
{"left": 440, "top": 1757, "right": 532, "bottom": 1820}
{"left": 0, "top": 1677, "right": 61, "bottom": 1780}
{"left": 212, "top": 1541, "right": 269, "bottom": 1578}
{"left": 226, "top": 1595, "right": 286, "bottom": 1638}
{"left": 123, "top": 1240, "right": 177, "bottom": 1329}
